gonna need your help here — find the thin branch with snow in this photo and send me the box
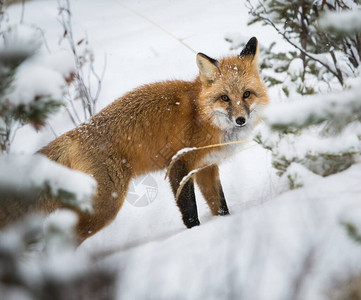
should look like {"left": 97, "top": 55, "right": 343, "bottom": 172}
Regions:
{"left": 246, "top": 0, "right": 345, "bottom": 85}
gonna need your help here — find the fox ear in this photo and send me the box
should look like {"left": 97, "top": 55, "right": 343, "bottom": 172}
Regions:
{"left": 196, "top": 53, "right": 220, "bottom": 82}
{"left": 239, "top": 37, "right": 258, "bottom": 62}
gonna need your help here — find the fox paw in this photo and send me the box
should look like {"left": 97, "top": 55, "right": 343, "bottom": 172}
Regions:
{"left": 217, "top": 207, "right": 230, "bottom": 216}
{"left": 184, "top": 217, "right": 200, "bottom": 228}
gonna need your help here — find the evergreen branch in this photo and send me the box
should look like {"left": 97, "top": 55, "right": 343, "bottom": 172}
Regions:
{"left": 264, "top": 88, "right": 361, "bottom": 132}
{"left": 341, "top": 222, "right": 361, "bottom": 244}
{"left": 246, "top": 0, "right": 345, "bottom": 85}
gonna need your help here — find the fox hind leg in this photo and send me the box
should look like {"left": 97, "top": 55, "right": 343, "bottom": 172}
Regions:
{"left": 74, "top": 164, "right": 131, "bottom": 245}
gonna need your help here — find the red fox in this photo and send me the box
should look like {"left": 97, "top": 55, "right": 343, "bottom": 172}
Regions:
{"left": 34, "top": 37, "right": 268, "bottom": 243}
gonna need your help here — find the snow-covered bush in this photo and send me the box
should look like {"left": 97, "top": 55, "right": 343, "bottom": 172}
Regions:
{"left": 0, "top": 23, "right": 97, "bottom": 217}
{"left": 255, "top": 86, "right": 361, "bottom": 188}
{"left": 0, "top": 154, "right": 96, "bottom": 223}
{"left": 0, "top": 24, "right": 75, "bottom": 152}
{"left": 0, "top": 211, "right": 117, "bottom": 300}
{"left": 0, "top": 5, "right": 114, "bottom": 299}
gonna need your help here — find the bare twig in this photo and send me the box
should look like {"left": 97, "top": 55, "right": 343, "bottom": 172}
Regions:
{"left": 165, "top": 139, "right": 253, "bottom": 180}
{"left": 0, "top": 0, "right": 5, "bottom": 31}
{"left": 57, "top": 0, "right": 104, "bottom": 122}
{"left": 111, "top": 0, "right": 196, "bottom": 54}
{"left": 46, "top": 122, "right": 58, "bottom": 138}
{"left": 174, "top": 143, "right": 258, "bottom": 202}
{"left": 35, "top": 27, "right": 51, "bottom": 54}
{"left": 20, "top": 0, "right": 25, "bottom": 23}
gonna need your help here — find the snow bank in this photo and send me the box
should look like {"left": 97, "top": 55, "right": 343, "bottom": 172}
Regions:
{"left": 0, "top": 154, "right": 96, "bottom": 211}
{"left": 110, "top": 164, "right": 361, "bottom": 300}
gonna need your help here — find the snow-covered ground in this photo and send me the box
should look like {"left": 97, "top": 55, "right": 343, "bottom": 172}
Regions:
{"left": 5, "top": 0, "right": 361, "bottom": 299}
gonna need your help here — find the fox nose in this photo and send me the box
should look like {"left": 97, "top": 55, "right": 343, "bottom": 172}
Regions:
{"left": 235, "top": 117, "right": 247, "bottom": 127}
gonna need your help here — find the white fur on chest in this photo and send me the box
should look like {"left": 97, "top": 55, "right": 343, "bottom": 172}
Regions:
{"left": 202, "top": 126, "right": 253, "bottom": 166}
{"left": 202, "top": 104, "right": 263, "bottom": 166}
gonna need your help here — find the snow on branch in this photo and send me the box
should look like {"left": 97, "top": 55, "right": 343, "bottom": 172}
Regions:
{"left": 0, "top": 24, "right": 40, "bottom": 62}
{"left": 255, "top": 125, "right": 360, "bottom": 177}
{"left": 0, "top": 211, "right": 117, "bottom": 299}
{"left": 319, "top": 9, "right": 361, "bottom": 34}
{"left": 255, "top": 87, "right": 361, "bottom": 182}
{"left": 0, "top": 24, "right": 76, "bottom": 152}
{"left": 0, "top": 154, "right": 96, "bottom": 212}
{"left": 263, "top": 87, "right": 361, "bottom": 132}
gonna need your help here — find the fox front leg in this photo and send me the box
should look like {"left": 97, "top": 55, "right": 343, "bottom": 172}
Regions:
{"left": 169, "top": 160, "right": 200, "bottom": 228}
{"left": 195, "top": 164, "right": 229, "bottom": 216}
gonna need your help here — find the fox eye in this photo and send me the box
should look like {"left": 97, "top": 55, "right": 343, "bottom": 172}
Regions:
{"left": 243, "top": 91, "right": 251, "bottom": 99}
{"left": 220, "top": 95, "right": 230, "bottom": 102}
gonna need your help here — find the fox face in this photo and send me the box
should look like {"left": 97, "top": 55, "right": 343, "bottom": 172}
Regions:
{"left": 196, "top": 38, "right": 269, "bottom": 138}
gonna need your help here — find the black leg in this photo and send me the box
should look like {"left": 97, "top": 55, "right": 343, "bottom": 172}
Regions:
{"left": 169, "top": 160, "right": 200, "bottom": 228}
{"left": 218, "top": 186, "right": 229, "bottom": 216}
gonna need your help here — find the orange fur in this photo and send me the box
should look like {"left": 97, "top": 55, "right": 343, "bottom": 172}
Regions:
{"left": 34, "top": 38, "right": 269, "bottom": 243}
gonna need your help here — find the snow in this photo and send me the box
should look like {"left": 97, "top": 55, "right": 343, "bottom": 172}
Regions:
{"left": 288, "top": 58, "right": 303, "bottom": 77}
{"left": 0, "top": 154, "right": 96, "bottom": 211}
{"left": 281, "top": 162, "right": 321, "bottom": 189}
{"left": 257, "top": 125, "right": 361, "bottom": 163}
{"left": 340, "top": 204, "right": 361, "bottom": 234}
{"left": 7, "top": 65, "right": 66, "bottom": 105}
{"left": 224, "top": 32, "right": 249, "bottom": 50}
{"left": 35, "top": 51, "right": 75, "bottom": 79}
{"left": 177, "top": 167, "right": 202, "bottom": 198}
{"left": 2, "top": 0, "right": 361, "bottom": 299}
{"left": 109, "top": 164, "right": 361, "bottom": 300}
{"left": 0, "top": 24, "right": 75, "bottom": 107}
{"left": 319, "top": 9, "right": 361, "bottom": 33}
{"left": 264, "top": 87, "right": 361, "bottom": 131}
{"left": 0, "top": 24, "right": 41, "bottom": 59}
{"left": 169, "top": 146, "right": 197, "bottom": 167}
